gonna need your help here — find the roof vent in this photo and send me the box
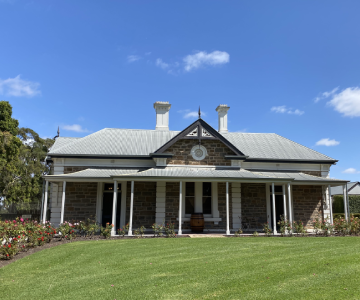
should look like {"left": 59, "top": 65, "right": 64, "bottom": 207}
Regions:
{"left": 216, "top": 104, "right": 230, "bottom": 133}
{"left": 154, "top": 102, "right": 171, "bottom": 131}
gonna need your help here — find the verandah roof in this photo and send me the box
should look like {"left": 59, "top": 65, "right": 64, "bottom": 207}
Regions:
{"left": 44, "top": 167, "right": 348, "bottom": 185}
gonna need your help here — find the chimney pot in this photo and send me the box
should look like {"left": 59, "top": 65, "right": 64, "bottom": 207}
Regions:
{"left": 154, "top": 102, "right": 171, "bottom": 131}
{"left": 216, "top": 104, "right": 230, "bottom": 133}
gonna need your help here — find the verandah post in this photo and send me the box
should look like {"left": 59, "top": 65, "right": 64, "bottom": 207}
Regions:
{"left": 178, "top": 181, "right": 182, "bottom": 235}
{"left": 128, "top": 181, "right": 134, "bottom": 236}
{"left": 226, "top": 182, "right": 230, "bottom": 235}
{"left": 282, "top": 184, "right": 287, "bottom": 221}
{"left": 111, "top": 180, "right": 118, "bottom": 236}
{"left": 60, "top": 181, "right": 66, "bottom": 224}
{"left": 343, "top": 184, "right": 348, "bottom": 221}
{"left": 42, "top": 181, "right": 49, "bottom": 224}
{"left": 287, "top": 183, "right": 293, "bottom": 233}
{"left": 271, "top": 183, "right": 277, "bottom": 234}
{"left": 328, "top": 184, "right": 333, "bottom": 224}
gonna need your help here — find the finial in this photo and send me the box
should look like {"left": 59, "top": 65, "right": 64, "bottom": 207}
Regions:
{"left": 198, "top": 106, "right": 201, "bottom": 119}
{"left": 54, "top": 126, "right": 60, "bottom": 140}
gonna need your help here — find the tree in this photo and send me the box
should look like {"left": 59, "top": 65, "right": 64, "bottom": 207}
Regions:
{"left": 0, "top": 101, "right": 54, "bottom": 204}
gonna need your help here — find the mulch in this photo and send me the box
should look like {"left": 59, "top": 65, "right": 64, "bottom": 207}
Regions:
{"left": 0, "top": 234, "right": 190, "bottom": 269}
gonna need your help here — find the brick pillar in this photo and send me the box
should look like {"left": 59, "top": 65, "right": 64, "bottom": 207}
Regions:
{"left": 155, "top": 182, "right": 166, "bottom": 224}
{"left": 232, "top": 182, "right": 241, "bottom": 230}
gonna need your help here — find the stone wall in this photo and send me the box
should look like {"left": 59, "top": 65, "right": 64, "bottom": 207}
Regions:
{"left": 166, "top": 139, "right": 236, "bottom": 166}
{"left": 292, "top": 185, "right": 323, "bottom": 228}
{"left": 64, "top": 182, "right": 97, "bottom": 221}
{"left": 125, "top": 181, "right": 156, "bottom": 228}
{"left": 164, "top": 182, "right": 232, "bottom": 230}
{"left": 241, "top": 183, "right": 267, "bottom": 229}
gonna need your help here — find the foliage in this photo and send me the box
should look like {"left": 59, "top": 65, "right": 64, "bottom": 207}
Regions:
{"left": 278, "top": 215, "right": 291, "bottom": 237}
{"left": 293, "top": 220, "right": 306, "bottom": 236}
{"left": 332, "top": 195, "right": 344, "bottom": 213}
{"left": 333, "top": 216, "right": 360, "bottom": 236}
{"left": 349, "top": 195, "right": 360, "bottom": 213}
{"left": 58, "top": 221, "right": 76, "bottom": 240}
{"left": 234, "top": 228, "right": 243, "bottom": 237}
{"left": 0, "top": 101, "right": 54, "bottom": 204}
{"left": 151, "top": 223, "right": 164, "bottom": 237}
{"left": 100, "top": 223, "right": 113, "bottom": 239}
{"left": 117, "top": 223, "right": 129, "bottom": 237}
{"left": 0, "top": 217, "right": 56, "bottom": 259}
{"left": 134, "top": 226, "right": 146, "bottom": 238}
{"left": 164, "top": 223, "right": 176, "bottom": 238}
{"left": 252, "top": 231, "right": 259, "bottom": 237}
{"left": 76, "top": 217, "right": 99, "bottom": 238}
{"left": 262, "top": 222, "right": 272, "bottom": 237}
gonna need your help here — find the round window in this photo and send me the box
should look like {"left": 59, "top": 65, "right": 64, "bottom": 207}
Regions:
{"left": 191, "top": 145, "right": 207, "bottom": 161}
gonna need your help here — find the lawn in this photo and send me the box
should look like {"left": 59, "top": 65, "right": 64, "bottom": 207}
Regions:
{"left": 1, "top": 237, "right": 360, "bottom": 299}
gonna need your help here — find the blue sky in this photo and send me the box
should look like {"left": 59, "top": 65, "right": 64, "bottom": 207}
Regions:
{"left": 1, "top": 1, "right": 360, "bottom": 180}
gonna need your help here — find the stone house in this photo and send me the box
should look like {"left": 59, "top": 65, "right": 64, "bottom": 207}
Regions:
{"left": 43, "top": 102, "right": 349, "bottom": 235}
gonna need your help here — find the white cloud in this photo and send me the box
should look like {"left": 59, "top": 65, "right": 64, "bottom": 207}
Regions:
{"left": 0, "top": 75, "right": 40, "bottom": 97}
{"left": 314, "top": 87, "right": 339, "bottom": 103}
{"left": 183, "top": 51, "right": 230, "bottom": 72}
{"left": 270, "top": 106, "right": 304, "bottom": 115}
{"left": 178, "top": 109, "right": 206, "bottom": 119}
{"left": 127, "top": 55, "right": 141, "bottom": 63}
{"left": 155, "top": 58, "right": 169, "bottom": 70}
{"left": 62, "top": 124, "right": 89, "bottom": 133}
{"left": 327, "top": 87, "right": 360, "bottom": 117}
{"left": 315, "top": 138, "right": 340, "bottom": 146}
{"left": 342, "top": 168, "right": 360, "bottom": 174}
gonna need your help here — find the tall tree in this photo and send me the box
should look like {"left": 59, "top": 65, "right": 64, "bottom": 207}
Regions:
{"left": 0, "top": 101, "right": 54, "bottom": 204}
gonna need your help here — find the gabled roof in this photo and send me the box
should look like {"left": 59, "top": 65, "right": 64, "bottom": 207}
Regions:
{"left": 154, "top": 118, "right": 246, "bottom": 157}
{"left": 48, "top": 122, "right": 337, "bottom": 163}
{"left": 331, "top": 182, "right": 360, "bottom": 195}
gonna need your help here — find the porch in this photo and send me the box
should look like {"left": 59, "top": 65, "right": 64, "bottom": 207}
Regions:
{"left": 43, "top": 167, "right": 350, "bottom": 235}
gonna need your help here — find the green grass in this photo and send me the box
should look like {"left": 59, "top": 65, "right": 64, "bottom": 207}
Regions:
{"left": 1, "top": 237, "right": 360, "bottom": 299}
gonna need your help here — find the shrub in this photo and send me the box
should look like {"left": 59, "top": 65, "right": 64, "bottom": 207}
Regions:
{"left": 58, "top": 221, "right": 76, "bottom": 240}
{"left": 151, "top": 223, "right": 164, "bottom": 237}
{"left": 117, "top": 223, "right": 129, "bottom": 237}
{"left": 349, "top": 196, "right": 360, "bottom": 213}
{"left": 333, "top": 195, "right": 344, "bottom": 213}
{"left": 234, "top": 228, "right": 243, "bottom": 237}
{"left": 164, "top": 223, "right": 176, "bottom": 238}
{"left": 253, "top": 231, "right": 259, "bottom": 237}
{"left": 77, "top": 217, "right": 99, "bottom": 238}
{"left": 0, "top": 242, "right": 19, "bottom": 260}
{"left": 100, "top": 223, "right": 113, "bottom": 239}
{"left": 262, "top": 222, "right": 272, "bottom": 237}
{"left": 134, "top": 226, "right": 146, "bottom": 238}
{"left": 293, "top": 220, "right": 306, "bottom": 236}
{"left": 278, "top": 215, "right": 291, "bottom": 237}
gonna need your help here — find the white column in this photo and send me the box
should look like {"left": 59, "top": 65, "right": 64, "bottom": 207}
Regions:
{"left": 226, "top": 182, "right": 230, "bottom": 235}
{"left": 42, "top": 181, "right": 49, "bottom": 224}
{"left": 111, "top": 180, "right": 118, "bottom": 236}
{"left": 328, "top": 185, "right": 333, "bottom": 224}
{"left": 287, "top": 183, "right": 293, "bottom": 232}
{"left": 343, "top": 185, "right": 348, "bottom": 221}
{"left": 271, "top": 183, "right": 277, "bottom": 234}
{"left": 178, "top": 181, "right": 182, "bottom": 235}
{"left": 60, "top": 181, "right": 66, "bottom": 224}
{"left": 128, "top": 181, "right": 134, "bottom": 236}
{"left": 282, "top": 184, "right": 287, "bottom": 221}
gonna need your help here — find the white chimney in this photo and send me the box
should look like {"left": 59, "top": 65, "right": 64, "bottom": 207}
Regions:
{"left": 154, "top": 101, "right": 171, "bottom": 131}
{"left": 216, "top": 104, "right": 230, "bottom": 133}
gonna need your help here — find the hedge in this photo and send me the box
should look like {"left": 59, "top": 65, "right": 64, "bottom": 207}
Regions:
{"left": 332, "top": 195, "right": 360, "bottom": 214}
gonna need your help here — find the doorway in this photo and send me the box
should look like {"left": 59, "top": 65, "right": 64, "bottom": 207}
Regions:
{"left": 269, "top": 185, "right": 285, "bottom": 232}
{"left": 102, "top": 183, "right": 121, "bottom": 230}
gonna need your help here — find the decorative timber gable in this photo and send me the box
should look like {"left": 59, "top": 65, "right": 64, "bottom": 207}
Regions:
{"left": 154, "top": 119, "right": 247, "bottom": 166}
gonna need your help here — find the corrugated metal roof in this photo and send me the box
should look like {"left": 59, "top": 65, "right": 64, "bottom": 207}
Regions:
{"left": 48, "top": 128, "right": 335, "bottom": 161}
{"left": 47, "top": 168, "right": 142, "bottom": 178}
{"left": 50, "top": 137, "right": 80, "bottom": 153}
{"left": 221, "top": 133, "right": 334, "bottom": 160}
{"left": 45, "top": 167, "right": 347, "bottom": 183}
{"left": 253, "top": 171, "right": 346, "bottom": 182}
{"left": 331, "top": 182, "right": 360, "bottom": 195}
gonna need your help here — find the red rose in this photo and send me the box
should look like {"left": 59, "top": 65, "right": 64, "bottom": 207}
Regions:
{"left": 8, "top": 244, "right": 11, "bottom": 248}
{"left": 18, "top": 235, "right": 21, "bottom": 238}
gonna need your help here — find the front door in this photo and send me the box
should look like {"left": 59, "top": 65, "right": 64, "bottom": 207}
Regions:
{"left": 102, "top": 183, "right": 121, "bottom": 230}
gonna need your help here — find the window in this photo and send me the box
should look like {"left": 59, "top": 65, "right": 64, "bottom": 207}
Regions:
{"left": 202, "top": 182, "right": 212, "bottom": 214}
{"left": 185, "top": 182, "right": 195, "bottom": 214}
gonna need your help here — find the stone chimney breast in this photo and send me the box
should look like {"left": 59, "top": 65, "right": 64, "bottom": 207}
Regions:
{"left": 154, "top": 101, "right": 171, "bottom": 131}
{"left": 216, "top": 104, "right": 230, "bottom": 133}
